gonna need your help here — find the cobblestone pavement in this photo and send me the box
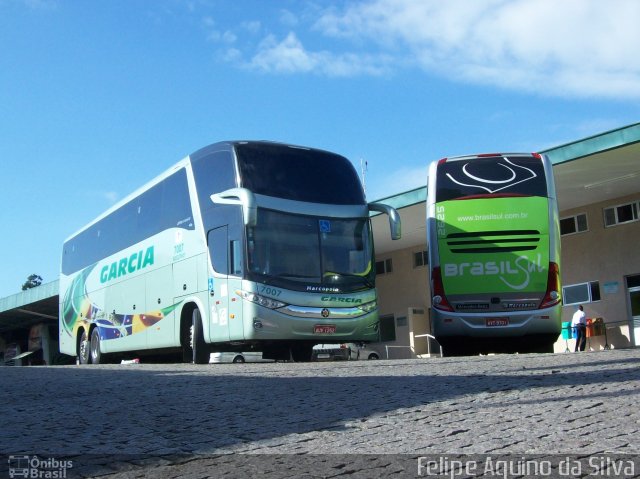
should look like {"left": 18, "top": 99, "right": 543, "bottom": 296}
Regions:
{"left": 1, "top": 349, "right": 639, "bottom": 478}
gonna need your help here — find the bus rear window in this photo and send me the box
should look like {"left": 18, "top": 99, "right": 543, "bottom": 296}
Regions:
{"left": 436, "top": 156, "right": 548, "bottom": 202}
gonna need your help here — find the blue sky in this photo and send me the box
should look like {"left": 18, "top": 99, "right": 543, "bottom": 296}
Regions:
{"left": 1, "top": 0, "right": 639, "bottom": 297}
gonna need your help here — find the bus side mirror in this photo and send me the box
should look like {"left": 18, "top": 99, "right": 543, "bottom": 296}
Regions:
{"left": 210, "top": 188, "right": 257, "bottom": 227}
{"left": 369, "top": 202, "right": 401, "bottom": 240}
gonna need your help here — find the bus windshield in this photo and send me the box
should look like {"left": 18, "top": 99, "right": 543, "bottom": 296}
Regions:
{"left": 436, "top": 155, "right": 548, "bottom": 202}
{"left": 246, "top": 209, "right": 374, "bottom": 292}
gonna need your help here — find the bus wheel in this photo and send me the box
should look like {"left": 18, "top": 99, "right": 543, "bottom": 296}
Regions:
{"left": 290, "top": 343, "right": 313, "bottom": 362}
{"left": 181, "top": 320, "right": 192, "bottom": 363}
{"left": 90, "top": 328, "right": 102, "bottom": 365}
{"left": 191, "top": 309, "right": 209, "bottom": 365}
{"left": 439, "top": 338, "right": 471, "bottom": 357}
{"left": 78, "top": 330, "right": 91, "bottom": 365}
{"left": 539, "top": 342, "right": 554, "bottom": 354}
{"left": 527, "top": 338, "right": 555, "bottom": 354}
{"left": 232, "top": 355, "right": 245, "bottom": 363}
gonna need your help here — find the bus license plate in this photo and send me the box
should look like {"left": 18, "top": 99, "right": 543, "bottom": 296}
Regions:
{"left": 486, "top": 318, "right": 509, "bottom": 327}
{"left": 314, "top": 324, "right": 336, "bottom": 334}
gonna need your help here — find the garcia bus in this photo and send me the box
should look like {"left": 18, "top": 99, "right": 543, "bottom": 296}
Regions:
{"left": 426, "top": 153, "right": 561, "bottom": 355}
{"left": 59, "top": 141, "right": 400, "bottom": 364}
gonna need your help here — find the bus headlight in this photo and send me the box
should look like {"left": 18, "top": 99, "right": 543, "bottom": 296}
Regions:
{"left": 357, "top": 300, "right": 377, "bottom": 313}
{"left": 236, "top": 290, "right": 286, "bottom": 309}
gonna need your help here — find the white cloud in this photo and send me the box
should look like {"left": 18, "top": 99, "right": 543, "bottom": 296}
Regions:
{"left": 103, "top": 191, "right": 119, "bottom": 204}
{"left": 241, "top": 20, "right": 261, "bottom": 34}
{"left": 206, "top": 24, "right": 237, "bottom": 44}
{"left": 246, "top": 31, "right": 391, "bottom": 77}
{"left": 202, "top": 16, "right": 215, "bottom": 28}
{"left": 279, "top": 9, "right": 298, "bottom": 27}
{"left": 314, "top": 0, "right": 640, "bottom": 98}
{"left": 249, "top": 33, "right": 315, "bottom": 74}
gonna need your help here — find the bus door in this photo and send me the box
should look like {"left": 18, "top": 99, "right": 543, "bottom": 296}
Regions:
{"left": 227, "top": 236, "right": 244, "bottom": 341}
{"left": 208, "top": 226, "right": 231, "bottom": 342}
{"left": 627, "top": 274, "right": 640, "bottom": 346}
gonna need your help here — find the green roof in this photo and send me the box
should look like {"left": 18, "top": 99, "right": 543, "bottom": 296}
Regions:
{"left": 541, "top": 122, "right": 640, "bottom": 165}
{"left": 370, "top": 186, "right": 426, "bottom": 212}
{"left": 0, "top": 280, "right": 59, "bottom": 314}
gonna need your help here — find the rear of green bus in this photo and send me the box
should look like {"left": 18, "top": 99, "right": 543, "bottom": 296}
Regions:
{"left": 427, "top": 153, "right": 561, "bottom": 355}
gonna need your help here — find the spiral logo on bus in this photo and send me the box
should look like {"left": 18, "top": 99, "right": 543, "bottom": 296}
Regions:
{"left": 445, "top": 157, "right": 537, "bottom": 194}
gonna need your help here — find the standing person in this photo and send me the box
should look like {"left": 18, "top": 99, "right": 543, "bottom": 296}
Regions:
{"left": 572, "top": 305, "right": 587, "bottom": 352}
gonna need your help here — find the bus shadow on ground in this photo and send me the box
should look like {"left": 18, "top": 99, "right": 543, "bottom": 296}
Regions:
{"left": 1, "top": 353, "right": 638, "bottom": 475}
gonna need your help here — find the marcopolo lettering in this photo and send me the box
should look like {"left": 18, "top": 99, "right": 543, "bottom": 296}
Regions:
{"left": 306, "top": 286, "right": 340, "bottom": 293}
{"left": 321, "top": 296, "right": 363, "bottom": 304}
{"left": 100, "top": 246, "right": 155, "bottom": 284}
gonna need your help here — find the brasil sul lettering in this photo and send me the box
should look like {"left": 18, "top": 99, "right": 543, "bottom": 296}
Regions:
{"left": 443, "top": 253, "right": 544, "bottom": 291}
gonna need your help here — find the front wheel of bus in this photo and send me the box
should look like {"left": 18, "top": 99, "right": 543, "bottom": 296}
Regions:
{"left": 90, "top": 328, "right": 102, "bottom": 365}
{"left": 78, "top": 330, "right": 91, "bottom": 365}
{"left": 191, "top": 309, "right": 209, "bottom": 365}
{"left": 290, "top": 343, "right": 313, "bottom": 362}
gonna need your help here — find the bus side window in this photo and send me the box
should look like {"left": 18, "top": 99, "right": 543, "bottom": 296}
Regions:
{"left": 137, "top": 183, "right": 162, "bottom": 239}
{"left": 161, "top": 169, "right": 193, "bottom": 229}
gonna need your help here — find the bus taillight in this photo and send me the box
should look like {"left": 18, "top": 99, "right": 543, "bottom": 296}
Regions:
{"left": 432, "top": 267, "right": 454, "bottom": 312}
{"left": 540, "top": 262, "right": 561, "bottom": 309}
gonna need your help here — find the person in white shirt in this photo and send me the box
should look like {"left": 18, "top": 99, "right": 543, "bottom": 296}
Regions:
{"left": 572, "top": 305, "right": 587, "bottom": 352}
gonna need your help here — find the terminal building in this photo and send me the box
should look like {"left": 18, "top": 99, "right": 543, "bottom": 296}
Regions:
{"left": 1, "top": 122, "right": 639, "bottom": 363}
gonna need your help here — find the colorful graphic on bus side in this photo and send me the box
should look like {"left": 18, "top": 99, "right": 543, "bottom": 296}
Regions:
{"left": 60, "top": 262, "right": 180, "bottom": 342}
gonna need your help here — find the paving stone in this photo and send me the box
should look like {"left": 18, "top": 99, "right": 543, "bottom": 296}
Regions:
{"left": 1, "top": 350, "right": 638, "bottom": 477}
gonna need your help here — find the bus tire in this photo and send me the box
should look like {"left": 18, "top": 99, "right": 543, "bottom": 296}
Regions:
{"left": 290, "top": 343, "right": 313, "bottom": 362}
{"left": 192, "top": 309, "right": 209, "bottom": 364}
{"left": 181, "top": 314, "right": 192, "bottom": 363}
{"left": 78, "top": 330, "right": 91, "bottom": 365}
{"left": 90, "top": 328, "right": 102, "bottom": 365}
{"left": 439, "top": 338, "right": 473, "bottom": 357}
{"left": 232, "top": 355, "right": 245, "bottom": 363}
{"left": 529, "top": 338, "right": 555, "bottom": 354}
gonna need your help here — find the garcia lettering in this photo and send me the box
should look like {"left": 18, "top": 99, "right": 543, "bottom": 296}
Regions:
{"left": 321, "top": 296, "right": 363, "bottom": 304}
{"left": 100, "top": 246, "right": 155, "bottom": 284}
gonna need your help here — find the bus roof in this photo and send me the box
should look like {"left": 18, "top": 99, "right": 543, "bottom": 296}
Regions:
{"left": 63, "top": 140, "right": 348, "bottom": 243}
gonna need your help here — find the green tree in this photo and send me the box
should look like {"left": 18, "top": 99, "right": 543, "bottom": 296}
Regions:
{"left": 22, "top": 274, "right": 43, "bottom": 291}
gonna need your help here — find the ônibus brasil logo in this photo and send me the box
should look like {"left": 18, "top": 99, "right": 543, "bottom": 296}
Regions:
{"left": 443, "top": 253, "right": 544, "bottom": 291}
{"left": 8, "top": 455, "right": 73, "bottom": 478}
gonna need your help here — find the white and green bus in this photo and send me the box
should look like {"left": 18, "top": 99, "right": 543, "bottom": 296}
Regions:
{"left": 59, "top": 141, "right": 401, "bottom": 364}
{"left": 426, "top": 153, "right": 561, "bottom": 355}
